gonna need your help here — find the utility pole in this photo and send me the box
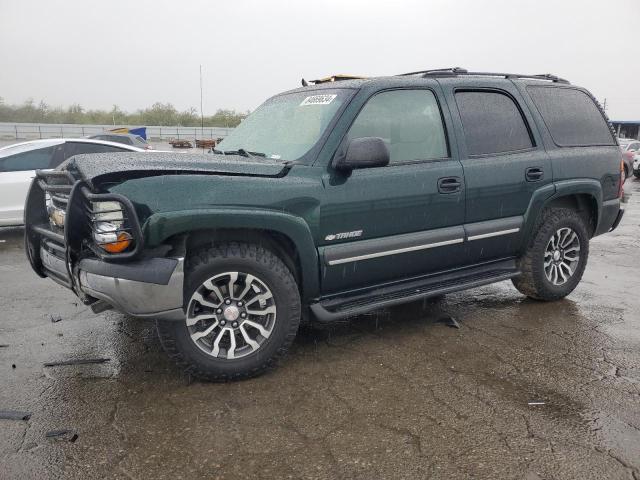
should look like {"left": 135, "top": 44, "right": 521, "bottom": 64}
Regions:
{"left": 199, "top": 65, "right": 204, "bottom": 138}
{"left": 602, "top": 98, "right": 607, "bottom": 112}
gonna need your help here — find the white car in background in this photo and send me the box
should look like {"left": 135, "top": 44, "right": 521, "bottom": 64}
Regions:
{"left": 0, "top": 138, "right": 144, "bottom": 226}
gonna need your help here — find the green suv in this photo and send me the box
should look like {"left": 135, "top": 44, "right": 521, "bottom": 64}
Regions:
{"left": 25, "top": 68, "right": 625, "bottom": 380}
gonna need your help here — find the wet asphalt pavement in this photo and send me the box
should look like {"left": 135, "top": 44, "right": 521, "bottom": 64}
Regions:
{"left": 1, "top": 182, "right": 640, "bottom": 480}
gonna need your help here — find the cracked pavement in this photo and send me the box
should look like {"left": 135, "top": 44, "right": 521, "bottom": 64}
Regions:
{"left": 1, "top": 181, "right": 639, "bottom": 480}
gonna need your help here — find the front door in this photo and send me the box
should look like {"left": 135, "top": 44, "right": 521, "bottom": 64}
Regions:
{"left": 318, "top": 88, "right": 466, "bottom": 295}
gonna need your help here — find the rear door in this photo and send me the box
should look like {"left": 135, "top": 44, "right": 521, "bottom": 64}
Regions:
{"left": 441, "top": 80, "right": 551, "bottom": 263}
{"left": 319, "top": 87, "right": 466, "bottom": 294}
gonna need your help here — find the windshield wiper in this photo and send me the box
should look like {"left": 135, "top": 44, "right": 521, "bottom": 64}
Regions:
{"left": 212, "top": 148, "right": 266, "bottom": 158}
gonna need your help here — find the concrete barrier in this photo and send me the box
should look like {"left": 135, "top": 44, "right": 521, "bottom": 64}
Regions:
{"left": 0, "top": 122, "right": 234, "bottom": 141}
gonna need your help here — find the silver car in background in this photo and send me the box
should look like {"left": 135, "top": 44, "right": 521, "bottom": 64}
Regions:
{"left": 0, "top": 138, "right": 144, "bottom": 226}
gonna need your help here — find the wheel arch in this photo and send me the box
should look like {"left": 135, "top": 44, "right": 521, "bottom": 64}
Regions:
{"left": 544, "top": 193, "right": 598, "bottom": 237}
{"left": 520, "top": 180, "right": 602, "bottom": 252}
{"left": 143, "top": 209, "right": 320, "bottom": 300}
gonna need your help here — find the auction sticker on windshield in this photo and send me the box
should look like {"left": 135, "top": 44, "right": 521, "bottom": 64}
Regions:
{"left": 300, "top": 94, "right": 337, "bottom": 106}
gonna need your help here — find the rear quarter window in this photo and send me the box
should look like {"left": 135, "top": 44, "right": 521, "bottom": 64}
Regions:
{"left": 116, "top": 136, "right": 133, "bottom": 145}
{"left": 527, "top": 86, "right": 615, "bottom": 147}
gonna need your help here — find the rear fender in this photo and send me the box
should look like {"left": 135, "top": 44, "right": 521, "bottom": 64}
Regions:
{"left": 520, "top": 179, "right": 604, "bottom": 251}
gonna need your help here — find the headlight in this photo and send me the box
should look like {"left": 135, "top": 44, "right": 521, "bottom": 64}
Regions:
{"left": 91, "top": 202, "right": 132, "bottom": 253}
{"left": 93, "top": 201, "right": 124, "bottom": 226}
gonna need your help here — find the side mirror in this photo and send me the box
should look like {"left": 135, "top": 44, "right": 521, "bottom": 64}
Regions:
{"left": 334, "top": 137, "right": 390, "bottom": 171}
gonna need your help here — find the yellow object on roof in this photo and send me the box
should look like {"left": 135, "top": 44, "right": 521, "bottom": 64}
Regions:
{"left": 310, "top": 74, "right": 367, "bottom": 84}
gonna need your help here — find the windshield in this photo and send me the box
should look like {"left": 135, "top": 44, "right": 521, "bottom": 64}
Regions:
{"left": 216, "top": 89, "right": 350, "bottom": 161}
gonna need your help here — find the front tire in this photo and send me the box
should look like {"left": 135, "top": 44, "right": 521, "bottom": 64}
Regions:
{"left": 157, "top": 242, "right": 301, "bottom": 381}
{"left": 512, "top": 208, "right": 589, "bottom": 301}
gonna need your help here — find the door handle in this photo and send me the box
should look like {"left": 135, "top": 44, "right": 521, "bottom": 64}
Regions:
{"left": 525, "top": 167, "right": 544, "bottom": 182}
{"left": 438, "top": 176, "right": 462, "bottom": 193}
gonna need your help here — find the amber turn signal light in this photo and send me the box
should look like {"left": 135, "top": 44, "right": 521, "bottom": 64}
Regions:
{"left": 102, "top": 232, "right": 132, "bottom": 253}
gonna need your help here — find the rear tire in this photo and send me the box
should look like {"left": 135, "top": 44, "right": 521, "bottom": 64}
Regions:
{"left": 157, "top": 242, "right": 301, "bottom": 381}
{"left": 512, "top": 208, "right": 589, "bottom": 301}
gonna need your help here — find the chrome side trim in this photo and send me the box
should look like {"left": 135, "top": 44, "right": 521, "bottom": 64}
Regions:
{"left": 327, "top": 238, "right": 464, "bottom": 266}
{"left": 467, "top": 228, "right": 520, "bottom": 241}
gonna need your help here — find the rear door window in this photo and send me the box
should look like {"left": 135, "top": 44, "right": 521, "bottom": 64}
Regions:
{"left": 455, "top": 90, "right": 533, "bottom": 156}
{"left": 527, "top": 86, "right": 615, "bottom": 147}
{"left": 0, "top": 147, "right": 55, "bottom": 172}
{"left": 346, "top": 89, "right": 449, "bottom": 164}
{"left": 58, "top": 142, "right": 129, "bottom": 166}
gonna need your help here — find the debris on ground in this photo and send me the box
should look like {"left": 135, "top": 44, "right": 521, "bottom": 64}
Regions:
{"left": 0, "top": 344, "right": 9, "bottom": 348}
{"left": 44, "top": 358, "right": 111, "bottom": 367}
{"left": 436, "top": 314, "right": 461, "bottom": 329}
{"left": 49, "top": 315, "right": 63, "bottom": 323}
{"left": 0, "top": 410, "right": 32, "bottom": 421}
{"left": 45, "top": 429, "right": 78, "bottom": 442}
{"left": 528, "top": 401, "right": 546, "bottom": 406}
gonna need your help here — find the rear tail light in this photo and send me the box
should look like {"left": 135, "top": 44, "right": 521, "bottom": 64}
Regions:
{"left": 618, "top": 160, "right": 624, "bottom": 198}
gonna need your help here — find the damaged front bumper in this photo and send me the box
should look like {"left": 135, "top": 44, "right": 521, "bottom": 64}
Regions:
{"left": 40, "top": 244, "right": 185, "bottom": 321}
{"left": 26, "top": 169, "right": 186, "bottom": 322}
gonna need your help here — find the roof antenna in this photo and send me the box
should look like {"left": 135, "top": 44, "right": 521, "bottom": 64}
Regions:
{"left": 301, "top": 78, "right": 308, "bottom": 87}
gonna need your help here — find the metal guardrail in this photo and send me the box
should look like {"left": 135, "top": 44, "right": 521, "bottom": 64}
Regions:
{"left": 0, "top": 122, "right": 234, "bottom": 141}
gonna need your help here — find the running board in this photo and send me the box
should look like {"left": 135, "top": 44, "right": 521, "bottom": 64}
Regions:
{"left": 310, "top": 259, "right": 520, "bottom": 322}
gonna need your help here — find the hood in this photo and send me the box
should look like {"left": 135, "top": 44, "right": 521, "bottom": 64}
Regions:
{"left": 62, "top": 151, "right": 289, "bottom": 188}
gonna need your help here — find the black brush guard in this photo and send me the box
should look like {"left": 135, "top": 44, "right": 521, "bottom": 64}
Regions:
{"left": 25, "top": 169, "right": 145, "bottom": 293}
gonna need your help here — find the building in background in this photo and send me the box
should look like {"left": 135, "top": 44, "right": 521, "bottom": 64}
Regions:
{"left": 611, "top": 120, "right": 640, "bottom": 140}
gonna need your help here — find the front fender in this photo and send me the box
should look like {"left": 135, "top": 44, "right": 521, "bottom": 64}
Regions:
{"left": 142, "top": 208, "right": 320, "bottom": 299}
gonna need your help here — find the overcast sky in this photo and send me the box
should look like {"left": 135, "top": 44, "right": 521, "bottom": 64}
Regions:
{"left": 1, "top": 0, "right": 638, "bottom": 120}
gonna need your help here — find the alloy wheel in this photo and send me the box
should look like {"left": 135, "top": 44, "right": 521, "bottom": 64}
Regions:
{"left": 544, "top": 227, "right": 581, "bottom": 286}
{"left": 186, "top": 271, "right": 277, "bottom": 359}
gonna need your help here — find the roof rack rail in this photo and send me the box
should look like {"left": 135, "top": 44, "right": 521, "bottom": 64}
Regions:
{"left": 397, "top": 67, "right": 570, "bottom": 84}
{"left": 398, "top": 67, "right": 469, "bottom": 77}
